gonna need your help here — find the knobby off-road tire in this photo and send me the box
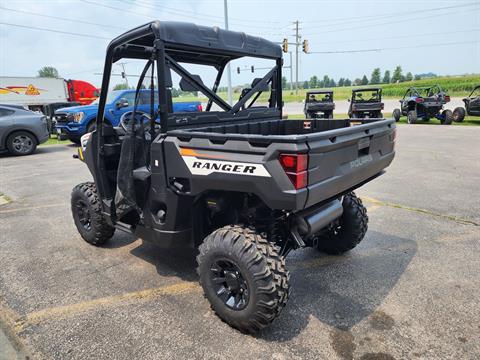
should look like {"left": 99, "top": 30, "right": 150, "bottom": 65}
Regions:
{"left": 197, "top": 225, "right": 290, "bottom": 333}
{"left": 441, "top": 109, "right": 453, "bottom": 125}
{"left": 316, "top": 192, "right": 368, "bottom": 255}
{"left": 453, "top": 107, "right": 466, "bottom": 122}
{"left": 71, "top": 182, "right": 115, "bottom": 246}
{"left": 407, "top": 110, "right": 417, "bottom": 124}
{"left": 392, "top": 108, "right": 401, "bottom": 122}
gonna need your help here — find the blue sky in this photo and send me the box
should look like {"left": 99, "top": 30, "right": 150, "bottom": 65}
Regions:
{"left": 1, "top": 0, "right": 479, "bottom": 88}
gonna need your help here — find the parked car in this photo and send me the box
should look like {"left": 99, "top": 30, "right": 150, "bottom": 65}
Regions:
{"left": 0, "top": 105, "right": 49, "bottom": 155}
{"left": 393, "top": 85, "right": 452, "bottom": 124}
{"left": 453, "top": 85, "right": 480, "bottom": 122}
{"left": 303, "top": 90, "right": 334, "bottom": 119}
{"left": 55, "top": 89, "right": 202, "bottom": 144}
{"left": 348, "top": 88, "right": 384, "bottom": 119}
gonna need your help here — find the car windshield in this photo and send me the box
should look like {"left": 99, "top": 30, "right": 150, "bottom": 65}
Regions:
{"left": 91, "top": 90, "right": 121, "bottom": 105}
{"left": 353, "top": 90, "right": 380, "bottom": 102}
{"left": 309, "top": 93, "right": 332, "bottom": 102}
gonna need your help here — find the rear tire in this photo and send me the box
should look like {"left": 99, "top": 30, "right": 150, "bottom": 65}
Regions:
{"left": 407, "top": 110, "right": 417, "bottom": 124}
{"left": 6, "top": 131, "right": 37, "bottom": 156}
{"left": 392, "top": 109, "right": 401, "bottom": 122}
{"left": 316, "top": 192, "right": 368, "bottom": 255}
{"left": 453, "top": 107, "right": 466, "bottom": 122}
{"left": 197, "top": 225, "right": 290, "bottom": 333}
{"left": 71, "top": 182, "right": 115, "bottom": 246}
{"left": 442, "top": 109, "right": 453, "bottom": 125}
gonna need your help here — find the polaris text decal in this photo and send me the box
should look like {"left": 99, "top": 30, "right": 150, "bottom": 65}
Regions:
{"left": 182, "top": 156, "right": 270, "bottom": 177}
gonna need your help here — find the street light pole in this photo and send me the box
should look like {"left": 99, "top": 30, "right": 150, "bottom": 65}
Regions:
{"left": 289, "top": 51, "right": 293, "bottom": 91}
{"left": 294, "top": 20, "right": 300, "bottom": 95}
{"left": 224, "top": 0, "right": 233, "bottom": 105}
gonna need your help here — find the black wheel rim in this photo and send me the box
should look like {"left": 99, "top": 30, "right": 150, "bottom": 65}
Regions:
{"left": 75, "top": 199, "right": 91, "bottom": 231}
{"left": 210, "top": 259, "right": 249, "bottom": 310}
{"left": 12, "top": 135, "right": 34, "bottom": 154}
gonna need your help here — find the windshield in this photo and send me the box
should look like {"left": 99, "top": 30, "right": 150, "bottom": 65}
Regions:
{"left": 308, "top": 93, "right": 332, "bottom": 102}
{"left": 91, "top": 90, "right": 122, "bottom": 105}
{"left": 353, "top": 90, "right": 380, "bottom": 102}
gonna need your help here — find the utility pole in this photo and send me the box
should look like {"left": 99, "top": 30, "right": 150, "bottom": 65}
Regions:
{"left": 289, "top": 51, "right": 293, "bottom": 91}
{"left": 294, "top": 20, "right": 300, "bottom": 94}
{"left": 224, "top": 0, "right": 233, "bottom": 105}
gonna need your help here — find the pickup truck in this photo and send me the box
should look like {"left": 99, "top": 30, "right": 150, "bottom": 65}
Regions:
{"left": 55, "top": 89, "right": 202, "bottom": 143}
{"left": 70, "top": 21, "right": 395, "bottom": 334}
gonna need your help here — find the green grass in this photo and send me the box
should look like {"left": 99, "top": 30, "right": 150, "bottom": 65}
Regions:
{"left": 40, "top": 136, "right": 72, "bottom": 146}
{"left": 287, "top": 113, "right": 480, "bottom": 126}
{"left": 178, "top": 74, "right": 480, "bottom": 103}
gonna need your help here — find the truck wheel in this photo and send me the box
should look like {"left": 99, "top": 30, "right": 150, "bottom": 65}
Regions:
{"left": 392, "top": 109, "right": 401, "bottom": 122}
{"left": 442, "top": 109, "right": 453, "bottom": 125}
{"left": 407, "top": 110, "right": 417, "bottom": 124}
{"left": 453, "top": 107, "right": 466, "bottom": 122}
{"left": 197, "top": 225, "right": 290, "bottom": 333}
{"left": 58, "top": 133, "right": 68, "bottom": 141}
{"left": 316, "top": 192, "right": 368, "bottom": 255}
{"left": 6, "top": 131, "right": 37, "bottom": 156}
{"left": 71, "top": 182, "right": 115, "bottom": 246}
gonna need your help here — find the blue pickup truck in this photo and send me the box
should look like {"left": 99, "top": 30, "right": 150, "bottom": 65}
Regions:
{"left": 54, "top": 89, "right": 202, "bottom": 143}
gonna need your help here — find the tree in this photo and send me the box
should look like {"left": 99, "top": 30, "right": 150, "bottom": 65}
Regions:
{"left": 303, "top": 81, "right": 309, "bottom": 89}
{"left": 317, "top": 80, "right": 325, "bottom": 88}
{"left": 323, "top": 75, "right": 330, "bottom": 87}
{"left": 414, "top": 74, "right": 422, "bottom": 81}
{"left": 361, "top": 75, "right": 369, "bottom": 85}
{"left": 344, "top": 78, "right": 352, "bottom": 87}
{"left": 338, "top": 78, "right": 345, "bottom": 87}
{"left": 370, "top": 68, "right": 381, "bottom": 84}
{"left": 382, "top": 70, "right": 391, "bottom": 84}
{"left": 405, "top": 72, "right": 413, "bottom": 81}
{"left": 329, "top": 78, "right": 336, "bottom": 87}
{"left": 353, "top": 78, "right": 362, "bottom": 86}
{"left": 38, "top": 66, "right": 59, "bottom": 78}
{"left": 282, "top": 76, "right": 288, "bottom": 90}
{"left": 113, "top": 83, "right": 129, "bottom": 90}
{"left": 309, "top": 75, "right": 318, "bottom": 89}
{"left": 392, "top": 66, "right": 403, "bottom": 83}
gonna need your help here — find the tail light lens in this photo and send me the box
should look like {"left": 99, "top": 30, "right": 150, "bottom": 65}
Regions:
{"left": 279, "top": 153, "right": 308, "bottom": 189}
{"left": 381, "top": 103, "right": 384, "bottom": 110}
{"left": 444, "top": 95, "right": 450, "bottom": 102}
{"left": 197, "top": 104, "right": 203, "bottom": 111}
{"left": 415, "top": 98, "right": 424, "bottom": 103}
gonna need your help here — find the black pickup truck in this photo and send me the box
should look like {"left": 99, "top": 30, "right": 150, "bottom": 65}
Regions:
{"left": 71, "top": 21, "right": 396, "bottom": 333}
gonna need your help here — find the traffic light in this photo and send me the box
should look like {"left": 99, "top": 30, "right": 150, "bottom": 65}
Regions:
{"left": 302, "top": 39, "right": 309, "bottom": 53}
{"left": 251, "top": 66, "right": 254, "bottom": 73}
{"left": 282, "top": 38, "right": 288, "bottom": 53}
{"left": 237, "top": 67, "right": 240, "bottom": 74}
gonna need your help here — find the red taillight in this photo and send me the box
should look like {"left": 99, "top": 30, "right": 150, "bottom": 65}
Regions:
{"left": 444, "top": 95, "right": 450, "bottom": 102}
{"left": 279, "top": 153, "right": 308, "bottom": 189}
{"left": 197, "top": 104, "right": 203, "bottom": 111}
{"left": 415, "top": 98, "right": 424, "bottom": 103}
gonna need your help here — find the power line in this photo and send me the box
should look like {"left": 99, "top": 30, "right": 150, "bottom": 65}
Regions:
{"left": 0, "top": 6, "right": 124, "bottom": 30}
{"left": 308, "top": 40, "right": 480, "bottom": 54}
{"left": 0, "top": 22, "right": 110, "bottom": 40}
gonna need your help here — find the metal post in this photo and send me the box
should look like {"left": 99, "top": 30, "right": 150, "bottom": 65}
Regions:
{"left": 224, "top": 0, "right": 233, "bottom": 105}
{"left": 294, "top": 20, "right": 300, "bottom": 95}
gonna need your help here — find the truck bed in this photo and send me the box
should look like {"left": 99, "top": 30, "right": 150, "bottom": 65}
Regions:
{"left": 162, "top": 117, "right": 395, "bottom": 211}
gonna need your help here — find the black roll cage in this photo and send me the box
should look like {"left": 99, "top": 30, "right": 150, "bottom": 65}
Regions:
{"left": 93, "top": 20, "right": 283, "bottom": 202}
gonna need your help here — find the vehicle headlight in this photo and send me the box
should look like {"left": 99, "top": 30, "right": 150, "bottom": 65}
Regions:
{"left": 73, "top": 112, "right": 84, "bottom": 122}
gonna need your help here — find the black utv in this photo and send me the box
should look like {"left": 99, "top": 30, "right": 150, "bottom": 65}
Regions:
{"left": 303, "top": 90, "right": 334, "bottom": 119}
{"left": 70, "top": 21, "right": 396, "bottom": 333}
{"left": 393, "top": 85, "right": 452, "bottom": 124}
{"left": 453, "top": 85, "right": 480, "bottom": 122}
{"left": 348, "top": 88, "right": 384, "bottom": 119}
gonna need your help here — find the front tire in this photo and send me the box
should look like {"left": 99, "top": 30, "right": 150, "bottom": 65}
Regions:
{"left": 6, "top": 131, "right": 37, "bottom": 156}
{"left": 453, "top": 107, "right": 466, "bottom": 122}
{"left": 392, "top": 109, "right": 401, "bottom": 122}
{"left": 197, "top": 225, "right": 290, "bottom": 333}
{"left": 71, "top": 182, "right": 115, "bottom": 246}
{"left": 316, "top": 192, "right": 368, "bottom": 255}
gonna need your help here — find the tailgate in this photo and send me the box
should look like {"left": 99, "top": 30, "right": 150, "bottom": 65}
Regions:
{"left": 304, "top": 119, "right": 395, "bottom": 208}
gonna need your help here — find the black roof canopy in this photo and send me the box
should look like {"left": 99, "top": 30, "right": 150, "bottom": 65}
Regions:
{"left": 110, "top": 21, "right": 282, "bottom": 66}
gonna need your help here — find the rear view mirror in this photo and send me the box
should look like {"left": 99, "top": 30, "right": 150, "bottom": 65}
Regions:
{"left": 116, "top": 98, "right": 129, "bottom": 109}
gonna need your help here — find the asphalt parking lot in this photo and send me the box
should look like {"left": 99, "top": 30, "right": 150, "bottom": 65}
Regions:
{"left": 0, "top": 125, "right": 479, "bottom": 360}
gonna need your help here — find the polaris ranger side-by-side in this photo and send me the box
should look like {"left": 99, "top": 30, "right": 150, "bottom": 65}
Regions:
{"left": 348, "top": 87, "right": 384, "bottom": 119}
{"left": 304, "top": 90, "right": 334, "bottom": 119}
{"left": 71, "top": 21, "right": 396, "bottom": 333}
{"left": 393, "top": 85, "right": 453, "bottom": 124}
